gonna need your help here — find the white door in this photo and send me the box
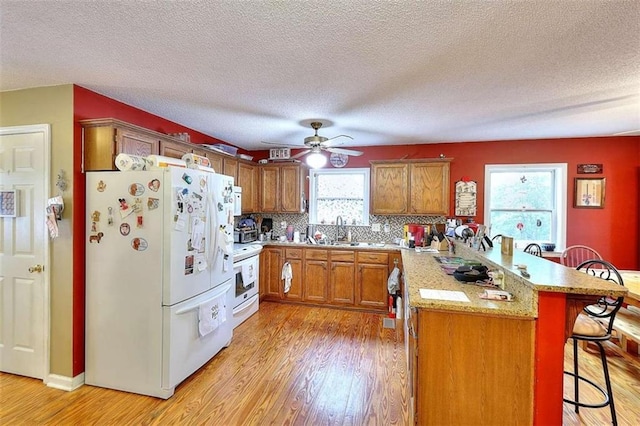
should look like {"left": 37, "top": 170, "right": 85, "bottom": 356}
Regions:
{"left": 0, "top": 124, "right": 50, "bottom": 379}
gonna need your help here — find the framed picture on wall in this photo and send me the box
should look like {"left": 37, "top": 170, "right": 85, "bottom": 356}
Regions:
{"left": 574, "top": 177, "right": 605, "bottom": 208}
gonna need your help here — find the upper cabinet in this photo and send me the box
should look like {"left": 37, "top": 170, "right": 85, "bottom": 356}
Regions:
{"left": 370, "top": 159, "right": 451, "bottom": 215}
{"left": 237, "top": 162, "right": 259, "bottom": 214}
{"left": 259, "top": 163, "right": 307, "bottom": 213}
{"left": 81, "top": 118, "right": 161, "bottom": 171}
{"left": 80, "top": 118, "right": 253, "bottom": 178}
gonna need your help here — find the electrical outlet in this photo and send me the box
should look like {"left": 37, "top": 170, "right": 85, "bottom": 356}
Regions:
{"left": 280, "top": 221, "right": 287, "bottom": 229}
{"left": 371, "top": 223, "right": 381, "bottom": 232}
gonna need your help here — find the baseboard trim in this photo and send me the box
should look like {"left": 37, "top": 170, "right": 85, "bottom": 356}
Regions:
{"left": 47, "top": 373, "right": 85, "bottom": 391}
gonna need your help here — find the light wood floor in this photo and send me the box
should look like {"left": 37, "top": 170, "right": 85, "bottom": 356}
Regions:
{"left": 1, "top": 302, "right": 639, "bottom": 425}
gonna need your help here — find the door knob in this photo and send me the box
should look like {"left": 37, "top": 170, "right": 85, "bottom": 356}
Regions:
{"left": 29, "top": 264, "right": 44, "bottom": 273}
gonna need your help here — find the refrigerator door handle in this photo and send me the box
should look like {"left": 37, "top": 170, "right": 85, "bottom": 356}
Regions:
{"left": 207, "top": 190, "right": 219, "bottom": 268}
{"left": 175, "top": 281, "right": 232, "bottom": 315}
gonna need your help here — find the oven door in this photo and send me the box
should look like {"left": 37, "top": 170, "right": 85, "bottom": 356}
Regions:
{"left": 233, "top": 255, "right": 259, "bottom": 308}
{"left": 232, "top": 255, "right": 259, "bottom": 328}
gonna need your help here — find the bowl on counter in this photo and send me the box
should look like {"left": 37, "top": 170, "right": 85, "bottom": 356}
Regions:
{"left": 541, "top": 243, "right": 556, "bottom": 252}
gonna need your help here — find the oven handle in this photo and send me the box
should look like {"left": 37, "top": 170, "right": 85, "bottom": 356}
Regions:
{"left": 233, "top": 295, "right": 259, "bottom": 315}
{"left": 175, "top": 281, "right": 232, "bottom": 315}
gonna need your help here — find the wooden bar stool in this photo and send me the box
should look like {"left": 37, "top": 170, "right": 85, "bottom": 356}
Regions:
{"left": 563, "top": 259, "right": 625, "bottom": 425}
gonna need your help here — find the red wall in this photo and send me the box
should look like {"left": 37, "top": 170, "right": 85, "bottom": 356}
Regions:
{"left": 256, "top": 137, "right": 640, "bottom": 269}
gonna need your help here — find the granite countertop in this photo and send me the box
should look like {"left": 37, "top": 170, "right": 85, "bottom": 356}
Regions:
{"left": 402, "top": 249, "right": 537, "bottom": 318}
{"left": 402, "top": 242, "right": 628, "bottom": 319}
{"left": 458, "top": 243, "right": 627, "bottom": 297}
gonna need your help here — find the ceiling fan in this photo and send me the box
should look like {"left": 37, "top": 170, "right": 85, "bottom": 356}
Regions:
{"left": 262, "top": 121, "right": 363, "bottom": 168}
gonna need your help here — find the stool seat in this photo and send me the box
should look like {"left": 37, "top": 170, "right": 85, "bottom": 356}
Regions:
{"left": 573, "top": 313, "right": 607, "bottom": 337}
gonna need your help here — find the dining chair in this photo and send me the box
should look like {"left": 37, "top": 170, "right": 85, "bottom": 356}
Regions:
{"left": 491, "top": 234, "right": 503, "bottom": 243}
{"left": 563, "top": 259, "right": 625, "bottom": 425}
{"left": 560, "top": 245, "right": 603, "bottom": 267}
{"left": 523, "top": 243, "right": 543, "bottom": 257}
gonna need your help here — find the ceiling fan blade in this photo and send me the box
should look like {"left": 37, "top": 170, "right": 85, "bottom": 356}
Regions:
{"left": 326, "top": 147, "right": 364, "bottom": 157}
{"left": 326, "top": 134, "right": 354, "bottom": 142}
{"left": 260, "top": 140, "right": 304, "bottom": 148}
{"left": 290, "top": 149, "right": 311, "bottom": 159}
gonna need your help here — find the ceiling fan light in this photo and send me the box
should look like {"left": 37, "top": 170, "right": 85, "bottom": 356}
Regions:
{"left": 306, "top": 152, "right": 327, "bottom": 169}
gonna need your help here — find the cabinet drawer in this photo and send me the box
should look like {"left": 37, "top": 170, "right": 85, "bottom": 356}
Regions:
{"left": 305, "top": 249, "right": 328, "bottom": 261}
{"left": 331, "top": 250, "right": 355, "bottom": 262}
{"left": 285, "top": 248, "right": 303, "bottom": 259}
{"left": 356, "top": 251, "right": 389, "bottom": 264}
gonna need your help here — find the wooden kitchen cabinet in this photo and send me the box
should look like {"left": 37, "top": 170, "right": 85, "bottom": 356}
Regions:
{"left": 223, "top": 157, "right": 238, "bottom": 180}
{"left": 81, "top": 118, "right": 161, "bottom": 171}
{"left": 304, "top": 249, "right": 329, "bottom": 303}
{"left": 237, "top": 161, "right": 259, "bottom": 213}
{"left": 260, "top": 247, "right": 283, "bottom": 300}
{"left": 370, "top": 159, "right": 451, "bottom": 215}
{"left": 370, "top": 163, "right": 409, "bottom": 214}
{"left": 356, "top": 251, "right": 389, "bottom": 310}
{"left": 283, "top": 248, "right": 303, "bottom": 301}
{"left": 259, "top": 163, "right": 307, "bottom": 213}
{"left": 160, "top": 139, "right": 192, "bottom": 159}
{"left": 329, "top": 250, "right": 356, "bottom": 305}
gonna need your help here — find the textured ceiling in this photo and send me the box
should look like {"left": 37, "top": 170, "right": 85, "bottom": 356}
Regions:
{"left": 1, "top": 1, "right": 639, "bottom": 151}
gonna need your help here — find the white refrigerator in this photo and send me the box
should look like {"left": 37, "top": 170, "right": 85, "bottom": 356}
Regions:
{"left": 85, "top": 166, "right": 235, "bottom": 398}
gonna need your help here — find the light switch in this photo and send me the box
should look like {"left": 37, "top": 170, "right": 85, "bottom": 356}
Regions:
{"left": 371, "top": 223, "right": 381, "bottom": 232}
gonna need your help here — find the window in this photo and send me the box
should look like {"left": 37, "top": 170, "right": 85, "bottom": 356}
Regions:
{"left": 484, "top": 163, "right": 567, "bottom": 249}
{"left": 309, "top": 168, "right": 370, "bottom": 226}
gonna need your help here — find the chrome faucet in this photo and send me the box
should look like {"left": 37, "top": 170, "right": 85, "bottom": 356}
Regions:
{"left": 336, "top": 215, "right": 344, "bottom": 242}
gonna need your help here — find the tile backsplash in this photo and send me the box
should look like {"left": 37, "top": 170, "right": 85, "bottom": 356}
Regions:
{"left": 237, "top": 213, "right": 446, "bottom": 243}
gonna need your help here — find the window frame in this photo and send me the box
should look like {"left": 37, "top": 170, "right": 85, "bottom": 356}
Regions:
{"left": 309, "top": 168, "right": 371, "bottom": 226}
{"left": 483, "top": 163, "right": 567, "bottom": 250}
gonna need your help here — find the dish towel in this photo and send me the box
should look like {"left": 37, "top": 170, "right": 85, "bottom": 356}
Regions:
{"left": 198, "top": 293, "right": 226, "bottom": 337}
{"left": 281, "top": 261, "right": 292, "bottom": 293}
{"left": 241, "top": 263, "right": 254, "bottom": 287}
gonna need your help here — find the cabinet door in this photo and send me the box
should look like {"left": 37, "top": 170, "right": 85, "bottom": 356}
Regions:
{"left": 260, "top": 166, "right": 280, "bottom": 212}
{"left": 261, "top": 248, "right": 283, "bottom": 299}
{"left": 208, "top": 152, "right": 224, "bottom": 174}
{"left": 116, "top": 128, "right": 159, "bottom": 158}
{"left": 330, "top": 262, "right": 355, "bottom": 305}
{"left": 371, "top": 163, "right": 409, "bottom": 214}
{"left": 409, "top": 162, "right": 450, "bottom": 215}
{"left": 303, "top": 260, "right": 328, "bottom": 303}
{"left": 160, "top": 140, "right": 192, "bottom": 159}
{"left": 280, "top": 164, "right": 302, "bottom": 212}
{"left": 284, "top": 258, "right": 303, "bottom": 301}
{"left": 223, "top": 158, "right": 238, "bottom": 180}
{"left": 237, "top": 162, "right": 258, "bottom": 214}
{"left": 356, "top": 263, "right": 389, "bottom": 310}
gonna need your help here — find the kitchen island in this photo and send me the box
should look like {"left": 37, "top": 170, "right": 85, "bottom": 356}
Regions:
{"left": 402, "top": 243, "right": 627, "bottom": 426}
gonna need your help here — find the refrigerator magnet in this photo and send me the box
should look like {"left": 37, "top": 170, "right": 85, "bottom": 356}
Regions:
{"left": 184, "top": 255, "right": 194, "bottom": 275}
{"left": 147, "top": 198, "right": 159, "bottom": 210}
{"left": 129, "top": 183, "right": 145, "bottom": 196}
{"left": 136, "top": 214, "right": 143, "bottom": 228}
{"left": 107, "top": 207, "right": 114, "bottom": 226}
{"left": 131, "top": 237, "right": 148, "bottom": 251}
{"left": 120, "top": 222, "right": 130, "bottom": 236}
{"left": 88, "top": 232, "right": 104, "bottom": 243}
{"left": 91, "top": 210, "right": 101, "bottom": 222}
{"left": 182, "top": 173, "right": 192, "bottom": 184}
{"left": 148, "top": 179, "right": 160, "bottom": 192}
{"left": 97, "top": 180, "right": 106, "bottom": 192}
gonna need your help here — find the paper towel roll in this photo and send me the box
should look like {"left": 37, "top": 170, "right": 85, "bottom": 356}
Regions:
{"left": 182, "top": 153, "right": 212, "bottom": 169}
{"left": 146, "top": 155, "right": 187, "bottom": 169}
{"left": 114, "top": 154, "right": 150, "bottom": 171}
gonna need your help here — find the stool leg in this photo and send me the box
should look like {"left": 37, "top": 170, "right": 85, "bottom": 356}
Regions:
{"left": 595, "top": 341, "right": 617, "bottom": 426}
{"left": 573, "top": 337, "right": 580, "bottom": 413}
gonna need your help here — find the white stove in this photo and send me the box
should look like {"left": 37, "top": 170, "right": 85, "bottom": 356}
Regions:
{"left": 231, "top": 243, "right": 262, "bottom": 329}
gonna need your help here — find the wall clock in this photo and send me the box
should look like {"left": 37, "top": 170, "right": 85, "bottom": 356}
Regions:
{"left": 329, "top": 152, "right": 349, "bottom": 168}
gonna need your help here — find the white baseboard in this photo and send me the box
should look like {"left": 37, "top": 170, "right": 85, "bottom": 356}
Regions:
{"left": 47, "top": 373, "right": 85, "bottom": 391}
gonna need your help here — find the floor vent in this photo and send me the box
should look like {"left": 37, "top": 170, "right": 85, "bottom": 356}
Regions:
{"left": 382, "top": 318, "right": 396, "bottom": 329}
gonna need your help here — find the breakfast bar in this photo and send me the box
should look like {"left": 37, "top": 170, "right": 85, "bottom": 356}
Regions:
{"left": 402, "top": 243, "right": 628, "bottom": 426}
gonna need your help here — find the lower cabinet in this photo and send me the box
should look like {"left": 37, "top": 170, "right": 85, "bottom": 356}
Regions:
{"left": 329, "top": 251, "right": 356, "bottom": 305}
{"left": 356, "top": 252, "right": 390, "bottom": 310}
{"left": 304, "top": 249, "right": 329, "bottom": 303}
{"left": 260, "top": 245, "right": 392, "bottom": 312}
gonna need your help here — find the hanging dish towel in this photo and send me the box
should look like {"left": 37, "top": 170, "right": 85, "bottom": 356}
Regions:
{"left": 387, "top": 266, "right": 400, "bottom": 294}
{"left": 198, "top": 293, "right": 226, "bottom": 337}
{"left": 281, "top": 261, "right": 292, "bottom": 293}
{"left": 241, "top": 263, "right": 254, "bottom": 287}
